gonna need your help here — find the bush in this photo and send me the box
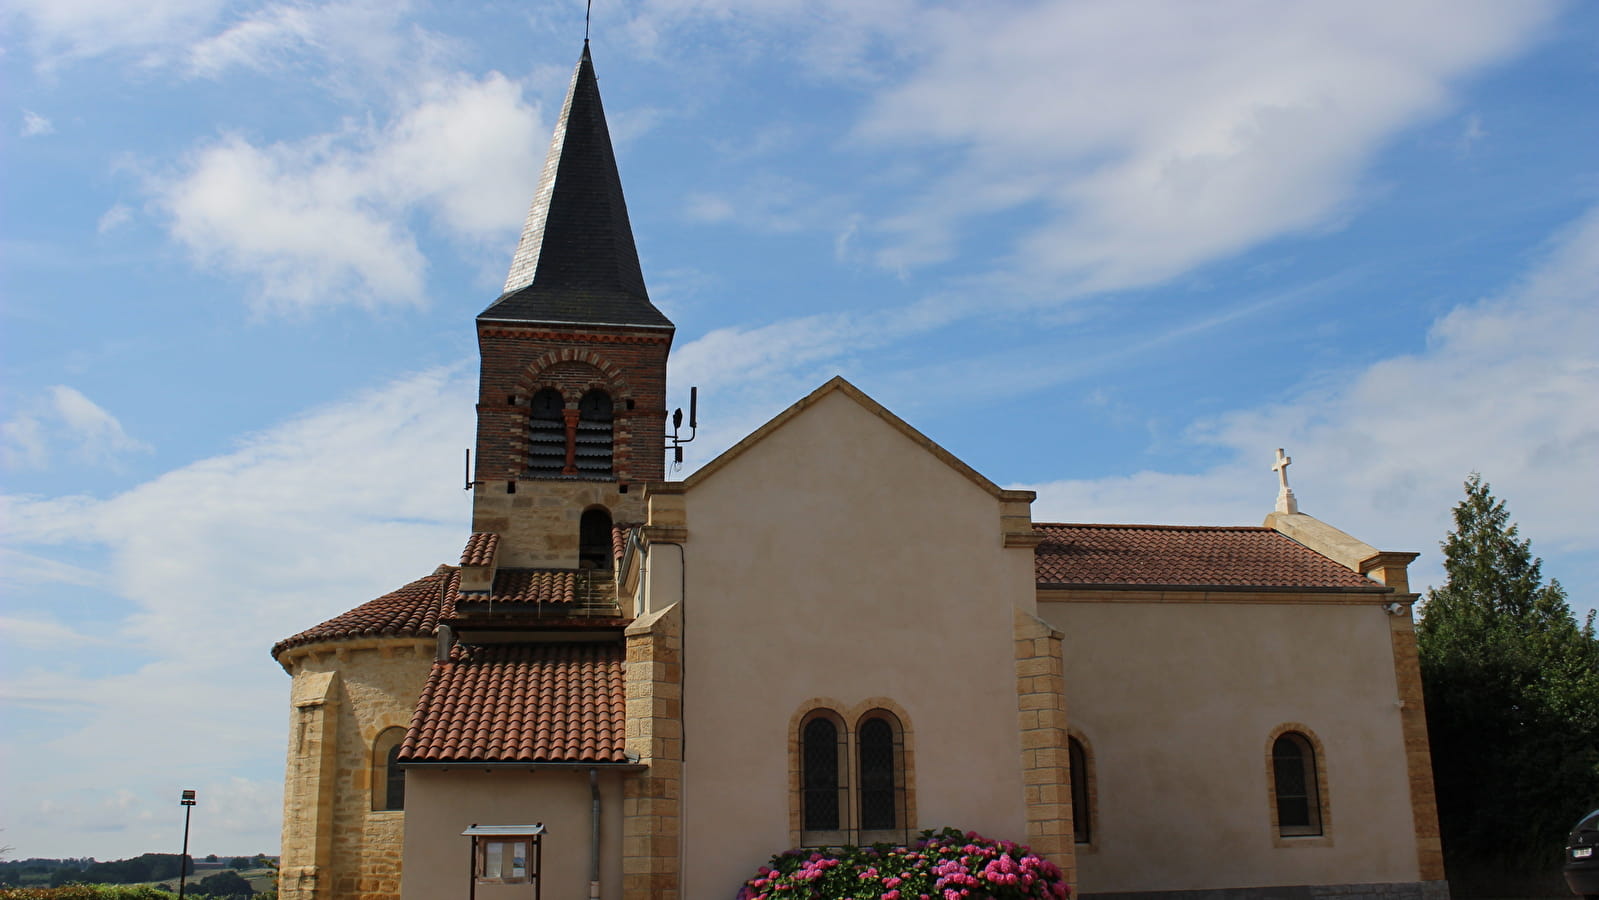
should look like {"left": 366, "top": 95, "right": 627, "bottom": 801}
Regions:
{"left": 736, "top": 827, "right": 1071, "bottom": 900}
{"left": 0, "top": 887, "right": 177, "bottom": 900}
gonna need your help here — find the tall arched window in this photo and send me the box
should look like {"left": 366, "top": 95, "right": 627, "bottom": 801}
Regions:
{"left": 1271, "top": 731, "right": 1322, "bottom": 836}
{"left": 526, "top": 388, "right": 566, "bottom": 477}
{"left": 801, "top": 712, "right": 846, "bottom": 842}
{"left": 856, "top": 711, "right": 905, "bottom": 840}
{"left": 579, "top": 507, "right": 613, "bottom": 570}
{"left": 372, "top": 727, "right": 407, "bottom": 812}
{"left": 575, "top": 389, "right": 614, "bottom": 477}
{"left": 1068, "top": 735, "right": 1094, "bottom": 845}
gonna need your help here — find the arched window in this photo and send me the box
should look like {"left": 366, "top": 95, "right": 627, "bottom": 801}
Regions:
{"left": 1068, "top": 735, "right": 1094, "bottom": 845}
{"left": 372, "top": 727, "right": 407, "bottom": 811}
{"left": 1271, "top": 731, "right": 1322, "bottom": 836}
{"left": 579, "top": 507, "right": 613, "bottom": 570}
{"left": 800, "top": 712, "right": 847, "bottom": 842}
{"left": 526, "top": 388, "right": 566, "bottom": 477}
{"left": 574, "top": 390, "right": 614, "bottom": 477}
{"left": 857, "top": 712, "right": 905, "bottom": 839}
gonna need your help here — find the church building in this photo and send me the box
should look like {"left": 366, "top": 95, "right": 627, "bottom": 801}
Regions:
{"left": 272, "top": 44, "right": 1449, "bottom": 900}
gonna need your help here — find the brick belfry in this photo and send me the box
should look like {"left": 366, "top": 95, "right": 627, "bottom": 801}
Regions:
{"left": 271, "top": 41, "right": 675, "bottom": 900}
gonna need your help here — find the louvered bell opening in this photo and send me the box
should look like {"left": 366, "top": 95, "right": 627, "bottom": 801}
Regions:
{"left": 577, "top": 390, "right": 614, "bottom": 476}
{"left": 527, "top": 388, "right": 566, "bottom": 477}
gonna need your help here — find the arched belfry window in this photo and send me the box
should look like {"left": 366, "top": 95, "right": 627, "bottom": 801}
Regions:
{"left": 857, "top": 711, "right": 906, "bottom": 840}
{"left": 527, "top": 388, "right": 565, "bottom": 477}
{"left": 575, "top": 390, "right": 614, "bottom": 477}
{"left": 1271, "top": 731, "right": 1323, "bottom": 837}
{"left": 372, "top": 727, "right": 407, "bottom": 811}
{"left": 579, "top": 507, "right": 613, "bottom": 570}
{"left": 801, "top": 712, "right": 847, "bottom": 843}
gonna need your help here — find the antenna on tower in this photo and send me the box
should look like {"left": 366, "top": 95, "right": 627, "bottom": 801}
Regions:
{"left": 666, "top": 387, "right": 699, "bottom": 467}
{"left": 464, "top": 449, "right": 485, "bottom": 491}
{"left": 585, "top": 0, "right": 592, "bottom": 42}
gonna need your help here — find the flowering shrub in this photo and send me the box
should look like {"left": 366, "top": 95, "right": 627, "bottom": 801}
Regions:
{"left": 736, "top": 827, "right": 1070, "bottom": 900}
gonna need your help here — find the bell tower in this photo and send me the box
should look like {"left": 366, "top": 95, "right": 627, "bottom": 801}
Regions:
{"left": 469, "top": 42, "right": 673, "bottom": 570}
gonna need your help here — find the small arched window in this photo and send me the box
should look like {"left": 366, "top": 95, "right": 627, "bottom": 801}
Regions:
{"left": 526, "top": 388, "right": 566, "bottom": 477}
{"left": 1068, "top": 735, "right": 1094, "bottom": 845}
{"left": 857, "top": 711, "right": 905, "bottom": 840}
{"left": 575, "top": 390, "right": 614, "bottom": 477}
{"left": 372, "top": 727, "right": 407, "bottom": 811}
{"left": 801, "top": 713, "right": 846, "bottom": 841}
{"left": 579, "top": 507, "right": 613, "bottom": 570}
{"left": 1271, "top": 732, "right": 1322, "bottom": 836}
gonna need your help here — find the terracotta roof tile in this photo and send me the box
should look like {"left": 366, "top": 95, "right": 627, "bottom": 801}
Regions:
{"left": 452, "top": 568, "right": 583, "bottom": 606}
{"left": 399, "top": 642, "right": 626, "bottom": 763}
{"left": 610, "top": 523, "right": 637, "bottom": 560}
{"left": 1033, "top": 524, "right": 1383, "bottom": 591}
{"left": 273, "top": 566, "right": 453, "bottom": 656}
{"left": 461, "top": 532, "right": 500, "bottom": 567}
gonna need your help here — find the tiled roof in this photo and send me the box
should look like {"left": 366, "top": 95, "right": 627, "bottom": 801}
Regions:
{"left": 399, "top": 642, "right": 626, "bottom": 763}
{"left": 273, "top": 566, "right": 453, "bottom": 656}
{"left": 611, "top": 523, "right": 637, "bottom": 560}
{"left": 1033, "top": 524, "right": 1383, "bottom": 591}
{"left": 461, "top": 532, "right": 499, "bottom": 567}
{"left": 483, "top": 44, "right": 672, "bottom": 331}
{"left": 453, "top": 568, "right": 585, "bottom": 606}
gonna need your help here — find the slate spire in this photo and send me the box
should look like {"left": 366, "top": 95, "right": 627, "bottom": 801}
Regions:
{"left": 482, "top": 42, "right": 672, "bottom": 330}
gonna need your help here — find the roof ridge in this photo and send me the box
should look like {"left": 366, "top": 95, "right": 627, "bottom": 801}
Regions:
{"left": 1034, "top": 522, "right": 1273, "bottom": 531}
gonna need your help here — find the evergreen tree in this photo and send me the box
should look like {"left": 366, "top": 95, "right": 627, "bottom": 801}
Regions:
{"left": 1418, "top": 474, "right": 1599, "bottom": 870}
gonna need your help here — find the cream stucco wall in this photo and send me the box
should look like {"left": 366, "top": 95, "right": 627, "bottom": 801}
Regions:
{"left": 669, "top": 388, "right": 1039, "bottom": 898}
{"left": 400, "top": 768, "right": 626, "bottom": 900}
{"left": 1039, "top": 597, "right": 1421, "bottom": 894}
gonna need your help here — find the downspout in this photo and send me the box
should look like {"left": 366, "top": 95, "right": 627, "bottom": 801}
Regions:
{"left": 589, "top": 767, "right": 601, "bottom": 900}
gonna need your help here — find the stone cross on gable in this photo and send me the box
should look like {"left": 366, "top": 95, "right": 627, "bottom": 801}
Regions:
{"left": 1273, "top": 448, "right": 1299, "bottom": 515}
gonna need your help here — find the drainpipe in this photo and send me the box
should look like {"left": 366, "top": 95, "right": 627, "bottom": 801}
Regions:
{"left": 589, "top": 767, "right": 601, "bottom": 900}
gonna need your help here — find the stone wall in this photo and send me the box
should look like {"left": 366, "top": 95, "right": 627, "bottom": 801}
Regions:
{"left": 621, "top": 604, "right": 682, "bottom": 900}
{"left": 278, "top": 638, "right": 433, "bottom": 900}
{"left": 471, "top": 479, "right": 645, "bottom": 569}
{"left": 1014, "top": 608, "right": 1077, "bottom": 885}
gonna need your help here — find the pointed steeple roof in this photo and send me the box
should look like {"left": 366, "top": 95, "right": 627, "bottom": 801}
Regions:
{"left": 481, "top": 43, "right": 673, "bottom": 330}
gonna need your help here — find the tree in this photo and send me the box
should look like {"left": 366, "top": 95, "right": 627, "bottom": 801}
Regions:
{"left": 194, "top": 869, "right": 254, "bottom": 898}
{"left": 1417, "top": 474, "right": 1599, "bottom": 870}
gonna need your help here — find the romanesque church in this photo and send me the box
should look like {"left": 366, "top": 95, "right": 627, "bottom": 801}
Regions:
{"left": 272, "top": 44, "right": 1448, "bottom": 900}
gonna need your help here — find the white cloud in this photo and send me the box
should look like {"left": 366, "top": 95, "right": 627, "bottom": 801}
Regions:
{"left": 1018, "top": 204, "right": 1599, "bottom": 607}
{"left": 151, "top": 72, "right": 542, "bottom": 312}
{"left": 0, "top": 615, "right": 113, "bottom": 649}
{"left": 184, "top": 0, "right": 455, "bottom": 97}
{"left": 849, "top": 0, "right": 1561, "bottom": 290}
{"left": 0, "top": 366, "right": 474, "bottom": 857}
{"left": 97, "top": 204, "right": 134, "bottom": 233}
{"left": 1, "top": 386, "right": 151, "bottom": 470}
{"left": 6, "top": 0, "right": 226, "bottom": 64}
{"left": 21, "top": 110, "right": 55, "bottom": 137}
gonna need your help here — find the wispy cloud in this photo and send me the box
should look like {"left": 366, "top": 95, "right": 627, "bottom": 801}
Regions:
{"left": 1018, "top": 204, "right": 1599, "bottom": 601}
{"left": 1, "top": 386, "right": 152, "bottom": 470}
{"left": 1, "top": 366, "right": 475, "bottom": 856}
{"left": 21, "top": 110, "right": 55, "bottom": 137}
{"left": 850, "top": 0, "right": 1561, "bottom": 291}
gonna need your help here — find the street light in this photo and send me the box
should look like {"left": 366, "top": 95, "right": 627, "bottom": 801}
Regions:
{"left": 178, "top": 790, "right": 196, "bottom": 900}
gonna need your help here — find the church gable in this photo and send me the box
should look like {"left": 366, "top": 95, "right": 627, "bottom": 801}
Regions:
{"left": 657, "top": 378, "right": 1044, "bottom": 893}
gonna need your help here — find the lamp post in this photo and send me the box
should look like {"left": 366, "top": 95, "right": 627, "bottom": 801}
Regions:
{"left": 178, "top": 790, "right": 196, "bottom": 900}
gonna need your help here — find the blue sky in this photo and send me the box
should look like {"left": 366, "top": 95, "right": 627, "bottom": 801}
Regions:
{"left": 3, "top": 0, "right": 1596, "bottom": 861}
